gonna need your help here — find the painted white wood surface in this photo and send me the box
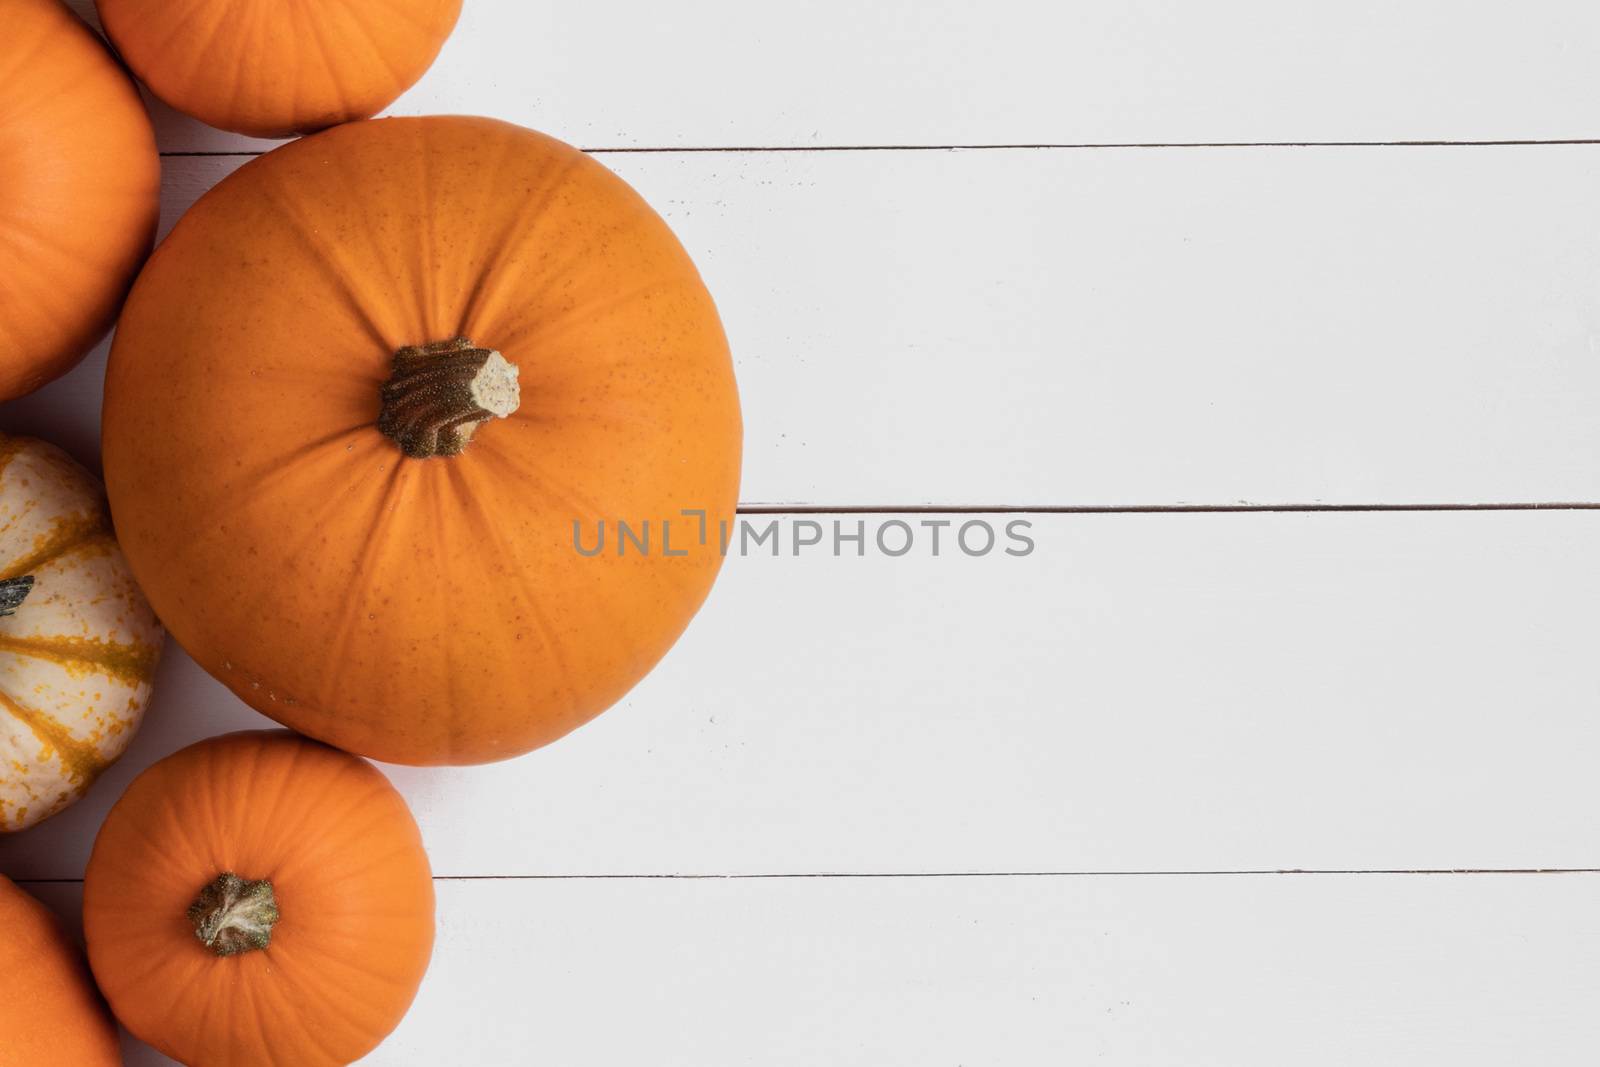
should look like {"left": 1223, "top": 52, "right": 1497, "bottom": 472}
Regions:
{"left": 25, "top": 874, "right": 1600, "bottom": 1066}
{"left": 66, "top": 0, "right": 1600, "bottom": 153}
{"left": 8, "top": 5, "right": 1595, "bottom": 1067}
{"left": 4, "top": 509, "right": 1597, "bottom": 879}
{"left": 12, "top": 147, "right": 1600, "bottom": 505}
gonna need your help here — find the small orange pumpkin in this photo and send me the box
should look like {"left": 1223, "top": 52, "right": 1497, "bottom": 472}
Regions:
{"left": 103, "top": 117, "right": 742, "bottom": 765}
{"left": 0, "top": 0, "right": 158, "bottom": 401}
{"left": 0, "top": 874, "right": 121, "bottom": 1067}
{"left": 84, "top": 730, "right": 435, "bottom": 1067}
{"left": 95, "top": 0, "right": 463, "bottom": 137}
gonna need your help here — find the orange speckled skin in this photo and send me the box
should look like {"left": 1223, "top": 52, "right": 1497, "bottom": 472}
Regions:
{"left": 84, "top": 731, "right": 435, "bottom": 1067}
{"left": 0, "top": 875, "right": 121, "bottom": 1067}
{"left": 96, "top": 0, "right": 462, "bottom": 138}
{"left": 0, "top": 0, "right": 158, "bottom": 401}
{"left": 103, "top": 117, "right": 743, "bottom": 765}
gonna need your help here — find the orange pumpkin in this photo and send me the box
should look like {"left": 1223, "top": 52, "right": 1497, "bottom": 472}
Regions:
{"left": 84, "top": 730, "right": 434, "bottom": 1067}
{"left": 103, "top": 117, "right": 742, "bottom": 765}
{"left": 96, "top": 0, "right": 462, "bottom": 137}
{"left": 0, "top": 874, "right": 121, "bottom": 1067}
{"left": 0, "top": 0, "right": 158, "bottom": 402}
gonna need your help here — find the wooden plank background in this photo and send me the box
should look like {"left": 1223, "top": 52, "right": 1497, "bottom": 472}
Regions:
{"left": 7, "top": 509, "right": 1600, "bottom": 879}
{"left": 110, "top": 0, "right": 1600, "bottom": 152}
{"left": 20, "top": 148, "right": 1600, "bottom": 506}
{"left": 25, "top": 874, "right": 1600, "bottom": 1066}
{"left": 2, "top": 2, "right": 1596, "bottom": 1064}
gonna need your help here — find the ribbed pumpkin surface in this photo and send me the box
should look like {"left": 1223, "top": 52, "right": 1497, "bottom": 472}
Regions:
{"left": 96, "top": 0, "right": 462, "bottom": 137}
{"left": 0, "top": 435, "right": 163, "bottom": 832}
{"left": 84, "top": 731, "right": 435, "bottom": 1066}
{"left": 103, "top": 117, "right": 741, "bottom": 765}
{"left": 0, "top": 0, "right": 158, "bottom": 400}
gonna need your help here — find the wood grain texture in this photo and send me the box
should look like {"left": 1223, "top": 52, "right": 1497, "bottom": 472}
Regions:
{"left": 3, "top": 510, "right": 1596, "bottom": 879}
{"left": 27, "top": 7, "right": 1600, "bottom": 1066}
{"left": 64, "top": 0, "right": 1600, "bottom": 153}
{"left": 9, "top": 148, "right": 1600, "bottom": 505}
{"left": 26, "top": 874, "right": 1600, "bottom": 1066}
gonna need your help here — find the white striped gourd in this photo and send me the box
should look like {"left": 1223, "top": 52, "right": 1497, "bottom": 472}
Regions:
{"left": 0, "top": 434, "right": 162, "bottom": 831}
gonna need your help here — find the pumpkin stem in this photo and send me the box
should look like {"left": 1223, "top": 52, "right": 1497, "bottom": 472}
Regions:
{"left": 376, "top": 337, "right": 521, "bottom": 458}
{"left": 188, "top": 873, "right": 280, "bottom": 957}
{"left": 0, "top": 576, "right": 33, "bottom": 617}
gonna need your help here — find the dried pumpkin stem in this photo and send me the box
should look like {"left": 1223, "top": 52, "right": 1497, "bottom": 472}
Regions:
{"left": 377, "top": 337, "right": 521, "bottom": 459}
{"left": 0, "top": 576, "right": 33, "bottom": 617}
{"left": 188, "top": 873, "right": 280, "bottom": 957}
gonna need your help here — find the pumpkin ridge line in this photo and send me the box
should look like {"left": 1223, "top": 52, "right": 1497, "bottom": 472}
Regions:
{"left": 310, "top": 459, "right": 409, "bottom": 722}
{"left": 416, "top": 122, "right": 440, "bottom": 331}
{"left": 170, "top": 0, "right": 239, "bottom": 110}
{"left": 0, "top": 13, "right": 73, "bottom": 120}
{"left": 254, "top": 168, "right": 390, "bottom": 351}
{"left": 448, "top": 467, "right": 585, "bottom": 726}
{"left": 0, "top": 202, "right": 140, "bottom": 262}
{"left": 351, "top": 0, "right": 446, "bottom": 44}
{"left": 191, "top": 421, "right": 373, "bottom": 539}
{"left": 0, "top": 632, "right": 160, "bottom": 686}
{"left": 457, "top": 150, "right": 587, "bottom": 329}
{"left": 125, "top": 0, "right": 226, "bottom": 70}
{"left": 452, "top": 128, "right": 523, "bottom": 330}
{"left": 263, "top": 935, "right": 416, "bottom": 989}
{"left": 0, "top": 688, "right": 107, "bottom": 785}
{"left": 475, "top": 440, "right": 607, "bottom": 525}
{"left": 262, "top": 767, "right": 389, "bottom": 861}
{"left": 0, "top": 517, "right": 108, "bottom": 582}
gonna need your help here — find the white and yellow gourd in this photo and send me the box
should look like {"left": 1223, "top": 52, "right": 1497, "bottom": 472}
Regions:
{"left": 0, "top": 433, "right": 162, "bottom": 831}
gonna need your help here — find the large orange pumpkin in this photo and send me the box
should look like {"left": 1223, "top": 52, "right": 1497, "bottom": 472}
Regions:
{"left": 0, "top": 0, "right": 158, "bottom": 402}
{"left": 0, "top": 874, "right": 121, "bottom": 1066}
{"left": 95, "top": 0, "right": 462, "bottom": 138}
{"left": 84, "top": 730, "right": 435, "bottom": 1066}
{"left": 103, "top": 117, "right": 741, "bottom": 765}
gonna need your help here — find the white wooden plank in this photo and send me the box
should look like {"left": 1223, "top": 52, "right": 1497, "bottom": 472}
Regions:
{"left": 63, "top": 0, "right": 1600, "bottom": 153}
{"left": 2, "top": 510, "right": 1596, "bottom": 879}
{"left": 25, "top": 874, "right": 1600, "bottom": 1066}
{"left": 9, "top": 147, "right": 1600, "bottom": 505}
{"left": 21, "top": 6, "right": 1592, "bottom": 1064}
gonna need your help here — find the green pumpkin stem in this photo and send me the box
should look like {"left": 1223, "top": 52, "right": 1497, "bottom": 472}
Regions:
{"left": 376, "top": 338, "right": 521, "bottom": 459}
{"left": 188, "top": 873, "right": 280, "bottom": 957}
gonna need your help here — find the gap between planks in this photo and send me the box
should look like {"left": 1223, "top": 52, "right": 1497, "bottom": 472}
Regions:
{"left": 158, "top": 138, "right": 1600, "bottom": 158}
{"left": 734, "top": 503, "right": 1600, "bottom": 514}
{"left": 19, "top": 868, "right": 1600, "bottom": 885}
